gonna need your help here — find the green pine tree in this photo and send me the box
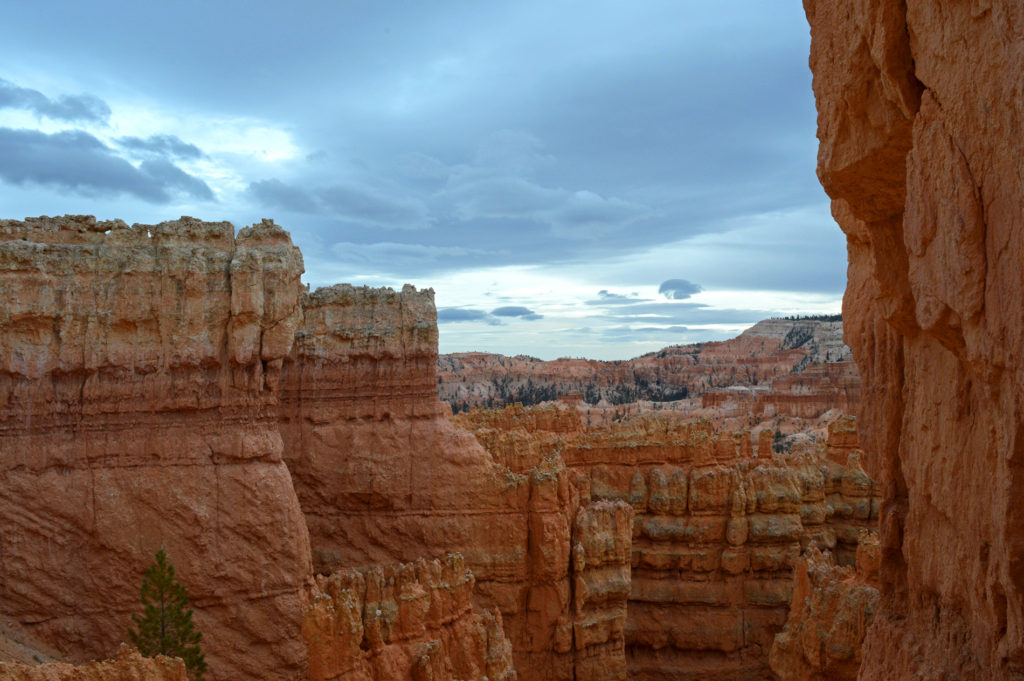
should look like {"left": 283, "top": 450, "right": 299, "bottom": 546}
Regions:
{"left": 129, "top": 549, "right": 208, "bottom": 681}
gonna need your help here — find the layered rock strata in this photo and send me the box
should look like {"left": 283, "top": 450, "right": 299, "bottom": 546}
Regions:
{"left": 769, "top": 534, "right": 880, "bottom": 681}
{"left": 805, "top": 1, "right": 1024, "bottom": 678}
{"left": 458, "top": 406, "right": 878, "bottom": 680}
{"left": 0, "top": 646, "right": 185, "bottom": 681}
{"left": 278, "top": 285, "right": 625, "bottom": 681}
{"left": 0, "top": 216, "right": 313, "bottom": 681}
{"left": 438, "top": 319, "right": 854, "bottom": 412}
{"left": 302, "top": 555, "right": 515, "bottom": 681}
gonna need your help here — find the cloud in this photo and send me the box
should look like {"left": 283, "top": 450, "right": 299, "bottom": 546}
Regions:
{"left": 585, "top": 290, "right": 650, "bottom": 306}
{"left": 0, "top": 127, "right": 212, "bottom": 202}
{"left": 659, "top": 278, "right": 703, "bottom": 300}
{"left": 0, "top": 78, "right": 110, "bottom": 123}
{"left": 116, "top": 134, "right": 204, "bottom": 160}
{"left": 601, "top": 325, "right": 690, "bottom": 338}
{"left": 248, "top": 179, "right": 319, "bottom": 213}
{"left": 317, "top": 183, "right": 432, "bottom": 229}
{"left": 548, "top": 190, "right": 648, "bottom": 238}
{"left": 594, "top": 301, "right": 774, "bottom": 325}
{"left": 491, "top": 306, "right": 543, "bottom": 320}
{"left": 438, "top": 307, "right": 503, "bottom": 325}
{"left": 138, "top": 159, "right": 214, "bottom": 200}
{"left": 329, "top": 241, "right": 498, "bottom": 264}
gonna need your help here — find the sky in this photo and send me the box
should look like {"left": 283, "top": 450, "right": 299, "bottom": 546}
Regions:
{"left": 0, "top": 1, "right": 844, "bottom": 360}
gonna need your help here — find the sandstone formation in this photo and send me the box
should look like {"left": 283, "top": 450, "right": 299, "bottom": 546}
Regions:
{"left": 278, "top": 283, "right": 630, "bottom": 681}
{"left": 769, "top": 534, "right": 880, "bottom": 681}
{"left": 0, "top": 646, "right": 185, "bottom": 681}
{"left": 805, "top": 1, "right": 1024, "bottom": 678}
{"left": 0, "top": 216, "right": 313, "bottom": 681}
{"left": 303, "top": 555, "right": 515, "bottom": 681}
{"left": 457, "top": 406, "right": 878, "bottom": 680}
{"left": 438, "top": 318, "right": 854, "bottom": 414}
{"left": 0, "top": 212, "right": 876, "bottom": 681}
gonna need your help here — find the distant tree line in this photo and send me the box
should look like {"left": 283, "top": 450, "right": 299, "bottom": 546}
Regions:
{"left": 447, "top": 374, "right": 690, "bottom": 413}
{"left": 775, "top": 313, "right": 842, "bottom": 322}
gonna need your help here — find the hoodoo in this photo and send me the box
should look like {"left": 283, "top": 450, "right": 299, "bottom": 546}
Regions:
{"left": 804, "top": 1, "right": 1024, "bottom": 678}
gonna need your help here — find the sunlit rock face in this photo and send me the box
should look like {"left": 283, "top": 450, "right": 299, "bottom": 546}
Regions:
{"left": 0, "top": 216, "right": 313, "bottom": 681}
{"left": 805, "top": 1, "right": 1024, "bottom": 678}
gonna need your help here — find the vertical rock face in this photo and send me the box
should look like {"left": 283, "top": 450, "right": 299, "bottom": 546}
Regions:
{"left": 279, "top": 286, "right": 585, "bottom": 680}
{"left": 804, "top": 1, "right": 1024, "bottom": 678}
{"left": 302, "top": 555, "right": 516, "bottom": 681}
{"left": 769, "top": 535, "right": 880, "bottom": 681}
{"left": 459, "top": 406, "right": 878, "bottom": 680}
{"left": 0, "top": 216, "right": 313, "bottom": 681}
{"left": 280, "top": 284, "right": 512, "bottom": 573}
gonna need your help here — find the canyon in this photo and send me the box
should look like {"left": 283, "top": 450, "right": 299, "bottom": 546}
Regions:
{"left": 0, "top": 215, "right": 874, "bottom": 681}
{"left": 2, "top": 0, "right": 1019, "bottom": 678}
{"left": 438, "top": 318, "right": 855, "bottom": 416}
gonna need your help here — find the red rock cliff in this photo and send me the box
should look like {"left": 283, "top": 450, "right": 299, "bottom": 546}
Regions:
{"left": 0, "top": 216, "right": 313, "bottom": 681}
{"left": 302, "top": 554, "right": 515, "bottom": 681}
{"left": 459, "top": 406, "right": 878, "bottom": 680}
{"left": 279, "top": 285, "right": 622, "bottom": 680}
{"left": 805, "top": 1, "right": 1024, "bottom": 678}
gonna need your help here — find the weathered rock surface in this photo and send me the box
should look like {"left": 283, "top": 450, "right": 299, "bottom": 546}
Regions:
{"left": 303, "top": 555, "right": 515, "bottom": 681}
{"left": 805, "top": 1, "right": 1024, "bottom": 678}
{"left": 769, "top": 534, "right": 880, "bottom": 681}
{"left": 279, "top": 284, "right": 624, "bottom": 681}
{"left": 0, "top": 646, "right": 185, "bottom": 681}
{"left": 458, "top": 406, "right": 878, "bottom": 680}
{"left": 0, "top": 216, "right": 313, "bottom": 681}
{"left": 438, "top": 318, "right": 854, "bottom": 413}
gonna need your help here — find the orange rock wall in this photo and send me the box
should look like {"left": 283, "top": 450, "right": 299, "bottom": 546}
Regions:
{"left": 701, "top": 362, "right": 859, "bottom": 420}
{"left": 303, "top": 555, "right": 515, "bottom": 681}
{"left": 805, "top": 1, "right": 1024, "bottom": 678}
{"left": 460, "top": 408, "right": 878, "bottom": 680}
{"left": 279, "top": 287, "right": 627, "bottom": 681}
{"left": 0, "top": 646, "right": 185, "bottom": 681}
{"left": 0, "top": 216, "right": 313, "bottom": 681}
{"left": 769, "top": 535, "right": 880, "bottom": 681}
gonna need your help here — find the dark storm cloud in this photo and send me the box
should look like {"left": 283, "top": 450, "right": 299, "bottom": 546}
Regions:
{"left": 0, "top": 128, "right": 212, "bottom": 202}
{"left": 248, "top": 179, "right": 319, "bottom": 213}
{"left": 0, "top": 77, "right": 110, "bottom": 123}
{"left": 116, "top": 134, "right": 204, "bottom": 160}
{"left": 138, "top": 159, "right": 214, "bottom": 201}
{"left": 491, "top": 306, "right": 543, "bottom": 321}
{"left": 317, "top": 183, "right": 431, "bottom": 230}
{"left": 659, "top": 279, "right": 702, "bottom": 300}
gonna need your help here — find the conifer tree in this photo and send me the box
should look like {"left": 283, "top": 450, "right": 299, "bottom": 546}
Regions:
{"left": 129, "top": 549, "right": 208, "bottom": 681}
